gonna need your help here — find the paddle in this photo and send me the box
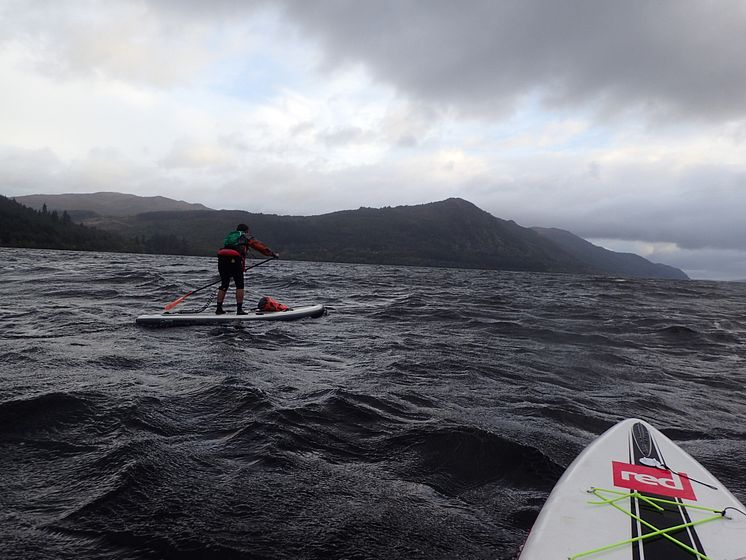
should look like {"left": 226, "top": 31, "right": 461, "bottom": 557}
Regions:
{"left": 163, "top": 257, "right": 276, "bottom": 311}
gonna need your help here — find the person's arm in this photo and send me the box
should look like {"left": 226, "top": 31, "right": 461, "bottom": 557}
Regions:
{"left": 247, "top": 238, "right": 279, "bottom": 258}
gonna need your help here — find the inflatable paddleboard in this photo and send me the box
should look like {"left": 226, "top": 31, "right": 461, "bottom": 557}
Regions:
{"left": 136, "top": 304, "right": 325, "bottom": 326}
{"left": 519, "top": 418, "right": 746, "bottom": 559}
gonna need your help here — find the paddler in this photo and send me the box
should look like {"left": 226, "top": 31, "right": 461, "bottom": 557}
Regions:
{"left": 216, "top": 223, "right": 278, "bottom": 315}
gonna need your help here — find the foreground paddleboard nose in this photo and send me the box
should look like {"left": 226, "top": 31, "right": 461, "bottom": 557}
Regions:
{"left": 519, "top": 418, "right": 746, "bottom": 560}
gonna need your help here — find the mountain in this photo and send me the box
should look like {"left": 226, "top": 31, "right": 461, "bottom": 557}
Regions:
{"left": 0, "top": 195, "right": 135, "bottom": 252}
{"left": 14, "top": 192, "right": 212, "bottom": 218}
{"left": 0, "top": 195, "right": 197, "bottom": 255}
{"left": 110, "top": 197, "right": 586, "bottom": 272}
{"left": 3, "top": 192, "right": 689, "bottom": 279}
{"left": 532, "top": 227, "right": 689, "bottom": 280}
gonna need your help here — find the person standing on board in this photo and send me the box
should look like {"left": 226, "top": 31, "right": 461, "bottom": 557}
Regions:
{"left": 216, "top": 223, "right": 278, "bottom": 315}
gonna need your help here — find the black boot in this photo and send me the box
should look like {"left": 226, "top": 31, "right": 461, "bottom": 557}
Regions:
{"left": 216, "top": 303, "right": 226, "bottom": 315}
{"left": 236, "top": 303, "right": 247, "bottom": 315}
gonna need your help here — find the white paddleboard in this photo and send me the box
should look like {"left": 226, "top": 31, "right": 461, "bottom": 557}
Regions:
{"left": 136, "top": 304, "right": 325, "bottom": 326}
{"left": 519, "top": 418, "right": 746, "bottom": 559}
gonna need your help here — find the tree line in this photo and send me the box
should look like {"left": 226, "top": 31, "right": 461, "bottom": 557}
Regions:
{"left": 0, "top": 196, "right": 197, "bottom": 255}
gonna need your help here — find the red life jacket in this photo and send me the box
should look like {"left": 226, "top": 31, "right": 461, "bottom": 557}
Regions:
{"left": 217, "top": 231, "right": 275, "bottom": 272}
{"left": 217, "top": 238, "right": 273, "bottom": 258}
{"left": 257, "top": 296, "right": 288, "bottom": 312}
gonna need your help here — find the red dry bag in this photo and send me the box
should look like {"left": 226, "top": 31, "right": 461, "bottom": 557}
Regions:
{"left": 257, "top": 296, "right": 288, "bottom": 312}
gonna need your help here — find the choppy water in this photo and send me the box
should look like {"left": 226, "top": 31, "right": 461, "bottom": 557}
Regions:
{"left": 1, "top": 247, "right": 745, "bottom": 559}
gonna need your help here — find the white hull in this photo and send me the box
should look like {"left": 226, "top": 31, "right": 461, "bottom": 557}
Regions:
{"left": 136, "top": 304, "right": 325, "bottom": 326}
{"left": 520, "top": 418, "right": 746, "bottom": 559}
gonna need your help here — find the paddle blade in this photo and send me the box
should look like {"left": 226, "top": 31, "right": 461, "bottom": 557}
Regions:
{"left": 164, "top": 291, "right": 193, "bottom": 311}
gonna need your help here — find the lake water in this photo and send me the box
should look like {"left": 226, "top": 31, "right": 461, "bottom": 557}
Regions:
{"left": 2, "top": 247, "right": 745, "bottom": 559}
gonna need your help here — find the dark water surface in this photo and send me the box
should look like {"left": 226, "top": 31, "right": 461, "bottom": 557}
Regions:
{"left": 2, "top": 247, "right": 745, "bottom": 559}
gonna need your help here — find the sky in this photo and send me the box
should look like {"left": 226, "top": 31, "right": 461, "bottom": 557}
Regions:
{"left": 1, "top": 0, "right": 745, "bottom": 280}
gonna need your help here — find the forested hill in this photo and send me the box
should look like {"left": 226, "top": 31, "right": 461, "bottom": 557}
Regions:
{"left": 532, "top": 227, "right": 688, "bottom": 280}
{"left": 0, "top": 196, "right": 197, "bottom": 255}
{"left": 1, "top": 194, "right": 689, "bottom": 279}
{"left": 15, "top": 192, "right": 211, "bottom": 218}
{"left": 84, "top": 198, "right": 586, "bottom": 273}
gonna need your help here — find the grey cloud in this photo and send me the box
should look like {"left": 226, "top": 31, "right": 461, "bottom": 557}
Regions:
{"left": 0, "top": 0, "right": 266, "bottom": 86}
{"left": 577, "top": 171, "right": 746, "bottom": 251}
{"left": 1, "top": 145, "right": 163, "bottom": 197}
{"left": 6, "top": 1, "right": 745, "bottom": 120}
{"left": 0, "top": 147, "right": 64, "bottom": 194}
{"left": 218, "top": 132, "right": 250, "bottom": 152}
{"left": 473, "top": 165, "right": 746, "bottom": 252}
{"left": 12, "top": 0, "right": 740, "bottom": 122}
{"left": 644, "top": 248, "right": 746, "bottom": 281}
{"left": 290, "top": 122, "right": 315, "bottom": 137}
{"left": 318, "top": 126, "right": 370, "bottom": 146}
{"left": 277, "top": 0, "right": 746, "bottom": 122}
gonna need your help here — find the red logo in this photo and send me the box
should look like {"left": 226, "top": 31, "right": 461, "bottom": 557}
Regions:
{"left": 612, "top": 461, "right": 697, "bottom": 501}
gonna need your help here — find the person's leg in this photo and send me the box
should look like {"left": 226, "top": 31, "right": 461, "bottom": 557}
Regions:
{"left": 216, "top": 287, "right": 228, "bottom": 314}
{"left": 216, "top": 256, "right": 230, "bottom": 314}
{"left": 235, "top": 269, "right": 246, "bottom": 314}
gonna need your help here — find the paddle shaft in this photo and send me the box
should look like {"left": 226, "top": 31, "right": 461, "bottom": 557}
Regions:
{"left": 164, "top": 257, "right": 276, "bottom": 310}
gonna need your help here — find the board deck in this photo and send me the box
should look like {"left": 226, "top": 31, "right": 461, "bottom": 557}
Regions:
{"left": 519, "top": 418, "right": 746, "bottom": 560}
{"left": 136, "top": 304, "right": 325, "bottom": 326}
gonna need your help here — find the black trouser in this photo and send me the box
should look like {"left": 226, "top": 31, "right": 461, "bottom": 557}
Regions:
{"left": 218, "top": 254, "right": 244, "bottom": 290}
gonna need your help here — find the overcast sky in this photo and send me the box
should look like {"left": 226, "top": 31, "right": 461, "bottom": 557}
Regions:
{"left": 1, "top": 0, "right": 745, "bottom": 279}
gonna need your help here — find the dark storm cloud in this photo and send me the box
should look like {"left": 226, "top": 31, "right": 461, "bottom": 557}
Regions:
{"left": 656, "top": 248, "right": 746, "bottom": 281}
{"left": 468, "top": 161, "right": 746, "bottom": 253}
{"left": 276, "top": 0, "right": 746, "bottom": 121}
{"left": 17, "top": 0, "right": 744, "bottom": 120}
{"left": 520, "top": 171, "right": 746, "bottom": 251}
{"left": 577, "top": 167, "right": 746, "bottom": 251}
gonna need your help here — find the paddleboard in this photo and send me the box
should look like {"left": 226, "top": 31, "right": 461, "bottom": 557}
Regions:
{"left": 519, "top": 418, "right": 746, "bottom": 559}
{"left": 136, "top": 304, "right": 325, "bottom": 326}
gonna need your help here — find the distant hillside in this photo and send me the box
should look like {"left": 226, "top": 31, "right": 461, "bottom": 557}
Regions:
{"left": 82, "top": 198, "right": 587, "bottom": 273}
{"left": 78, "top": 197, "right": 689, "bottom": 278}
{"left": 0, "top": 195, "right": 134, "bottom": 252}
{"left": 532, "top": 227, "right": 689, "bottom": 280}
{"left": 15, "top": 192, "right": 212, "bottom": 218}
{"left": 4, "top": 192, "right": 689, "bottom": 279}
{"left": 0, "top": 196, "right": 197, "bottom": 255}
